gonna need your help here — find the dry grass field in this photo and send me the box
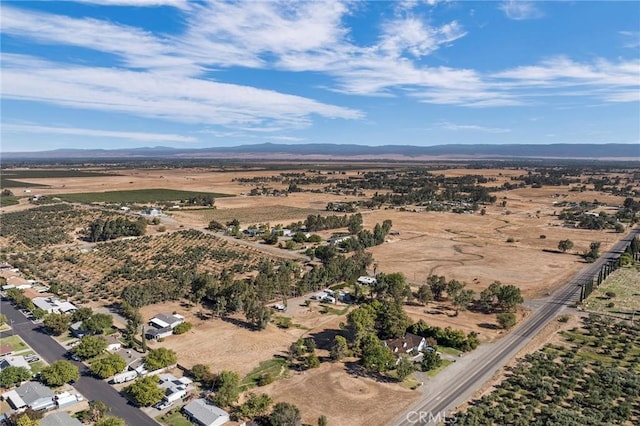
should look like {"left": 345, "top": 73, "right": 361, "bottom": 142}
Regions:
{"left": 2, "top": 163, "right": 637, "bottom": 425}
{"left": 140, "top": 296, "right": 350, "bottom": 376}
{"left": 264, "top": 362, "right": 420, "bottom": 426}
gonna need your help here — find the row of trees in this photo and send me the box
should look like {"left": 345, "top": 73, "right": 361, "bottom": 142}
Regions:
{"left": 87, "top": 217, "right": 147, "bottom": 242}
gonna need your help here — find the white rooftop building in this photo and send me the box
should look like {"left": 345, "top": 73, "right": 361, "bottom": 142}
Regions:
{"left": 32, "top": 297, "right": 76, "bottom": 314}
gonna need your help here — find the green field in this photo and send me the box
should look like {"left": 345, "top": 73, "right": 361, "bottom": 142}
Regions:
{"left": 1, "top": 169, "right": 120, "bottom": 189}
{"left": 241, "top": 357, "right": 289, "bottom": 390}
{"left": 0, "top": 335, "right": 28, "bottom": 352}
{"left": 583, "top": 263, "right": 640, "bottom": 320}
{"left": 157, "top": 409, "right": 193, "bottom": 426}
{"left": 55, "top": 189, "right": 232, "bottom": 204}
{"left": 0, "top": 196, "right": 20, "bottom": 207}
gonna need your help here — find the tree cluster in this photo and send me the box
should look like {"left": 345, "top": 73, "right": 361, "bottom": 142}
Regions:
{"left": 87, "top": 217, "right": 147, "bottom": 242}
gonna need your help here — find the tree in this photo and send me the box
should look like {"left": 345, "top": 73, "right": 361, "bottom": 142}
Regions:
{"left": 376, "top": 300, "right": 411, "bottom": 339}
{"left": 125, "top": 376, "right": 163, "bottom": 406}
{"left": 80, "top": 400, "right": 109, "bottom": 423}
{"left": 496, "top": 285, "right": 523, "bottom": 312}
{"left": 74, "top": 335, "right": 108, "bottom": 359}
{"left": 396, "top": 356, "right": 415, "bottom": 381}
{"left": 330, "top": 335, "right": 349, "bottom": 361}
{"left": 91, "top": 354, "right": 126, "bottom": 379}
{"left": 345, "top": 304, "right": 376, "bottom": 350}
{"left": 190, "top": 364, "right": 211, "bottom": 382}
{"left": 82, "top": 313, "right": 113, "bottom": 334}
{"left": 0, "top": 366, "right": 31, "bottom": 388}
{"left": 420, "top": 349, "right": 442, "bottom": 372}
{"left": 347, "top": 213, "right": 363, "bottom": 234}
{"left": 14, "top": 414, "right": 39, "bottom": 426}
{"left": 172, "top": 322, "right": 192, "bottom": 334}
{"left": 428, "top": 275, "right": 448, "bottom": 300}
{"left": 95, "top": 417, "right": 126, "bottom": 426}
{"left": 558, "top": 239, "right": 574, "bottom": 253}
{"left": 497, "top": 313, "right": 517, "bottom": 330}
{"left": 43, "top": 313, "right": 71, "bottom": 336}
{"left": 270, "top": 402, "right": 302, "bottom": 426}
{"left": 318, "top": 415, "right": 329, "bottom": 426}
{"left": 453, "top": 289, "right": 475, "bottom": 315}
{"left": 40, "top": 360, "right": 79, "bottom": 386}
{"left": 305, "top": 352, "right": 320, "bottom": 369}
{"left": 360, "top": 334, "right": 395, "bottom": 373}
{"left": 144, "top": 347, "right": 177, "bottom": 371}
{"left": 0, "top": 313, "right": 8, "bottom": 326}
{"left": 71, "top": 307, "right": 93, "bottom": 323}
{"left": 237, "top": 393, "right": 272, "bottom": 419}
{"left": 446, "top": 280, "right": 465, "bottom": 301}
{"left": 416, "top": 285, "right": 433, "bottom": 305}
{"left": 584, "top": 241, "right": 601, "bottom": 262}
{"left": 124, "top": 376, "right": 165, "bottom": 407}
{"left": 212, "top": 370, "right": 241, "bottom": 408}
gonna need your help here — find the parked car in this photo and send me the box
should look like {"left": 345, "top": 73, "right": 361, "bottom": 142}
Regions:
{"left": 154, "top": 400, "right": 173, "bottom": 410}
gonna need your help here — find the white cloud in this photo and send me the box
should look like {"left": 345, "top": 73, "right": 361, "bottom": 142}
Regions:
{"left": 3, "top": 124, "right": 197, "bottom": 143}
{"left": 1, "top": 54, "right": 362, "bottom": 128}
{"left": 499, "top": 1, "right": 543, "bottom": 21}
{"left": 619, "top": 31, "right": 640, "bottom": 49}
{"left": 378, "top": 18, "right": 466, "bottom": 58}
{"left": 493, "top": 56, "right": 640, "bottom": 102}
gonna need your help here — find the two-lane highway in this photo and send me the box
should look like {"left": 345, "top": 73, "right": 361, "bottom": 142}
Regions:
{"left": 0, "top": 299, "right": 158, "bottom": 426}
{"left": 395, "top": 226, "right": 640, "bottom": 425}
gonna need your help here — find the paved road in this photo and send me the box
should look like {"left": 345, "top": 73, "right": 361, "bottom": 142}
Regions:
{"left": 395, "top": 226, "right": 640, "bottom": 425}
{"left": 0, "top": 300, "right": 158, "bottom": 426}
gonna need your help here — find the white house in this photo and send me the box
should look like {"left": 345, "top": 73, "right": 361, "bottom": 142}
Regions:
{"left": 183, "top": 398, "right": 230, "bottom": 426}
{"left": 158, "top": 374, "right": 193, "bottom": 403}
{"left": 32, "top": 297, "right": 76, "bottom": 314}
{"left": 384, "top": 333, "right": 427, "bottom": 361}
{"left": 0, "top": 355, "right": 30, "bottom": 370}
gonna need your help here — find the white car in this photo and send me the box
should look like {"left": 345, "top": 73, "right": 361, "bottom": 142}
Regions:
{"left": 154, "top": 400, "right": 173, "bottom": 410}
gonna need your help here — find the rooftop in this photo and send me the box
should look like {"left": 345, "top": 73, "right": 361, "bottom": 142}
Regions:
{"left": 183, "top": 398, "right": 229, "bottom": 426}
{"left": 40, "top": 412, "right": 83, "bottom": 426}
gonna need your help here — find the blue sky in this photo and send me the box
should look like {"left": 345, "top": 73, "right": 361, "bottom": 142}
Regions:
{"left": 1, "top": 0, "right": 639, "bottom": 152}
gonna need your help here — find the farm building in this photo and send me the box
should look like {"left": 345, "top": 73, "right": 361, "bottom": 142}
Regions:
{"left": 183, "top": 398, "right": 230, "bottom": 426}
{"left": 145, "top": 313, "right": 184, "bottom": 340}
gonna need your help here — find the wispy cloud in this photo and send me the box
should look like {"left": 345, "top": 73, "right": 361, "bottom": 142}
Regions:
{"left": 3, "top": 124, "right": 197, "bottom": 143}
{"left": 73, "top": 0, "right": 191, "bottom": 9}
{"left": 2, "top": 53, "right": 362, "bottom": 130}
{"left": 499, "top": 1, "right": 543, "bottom": 21}
{"left": 437, "top": 121, "right": 511, "bottom": 133}
{"left": 619, "top": 31, "right": 640, "bottom": 49}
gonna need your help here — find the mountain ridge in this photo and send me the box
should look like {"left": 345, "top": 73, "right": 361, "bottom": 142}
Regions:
{"left": 3, "top": 143, "right": 639, "bottom": 160}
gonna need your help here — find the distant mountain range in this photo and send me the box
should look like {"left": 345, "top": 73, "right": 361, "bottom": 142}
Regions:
{"left": 3, "top": 143, "right": 639, "bottom": 160}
